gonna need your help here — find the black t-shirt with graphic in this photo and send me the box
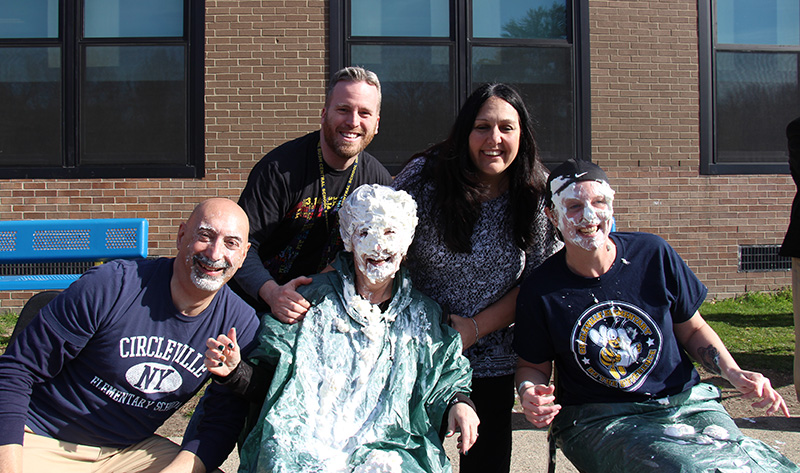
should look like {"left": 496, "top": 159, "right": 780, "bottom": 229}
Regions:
{"left": 514, "top": 232, "right": 707, "bottom": 405}
{"left": 233, "top": 131, "right": 392, "bottom": 312}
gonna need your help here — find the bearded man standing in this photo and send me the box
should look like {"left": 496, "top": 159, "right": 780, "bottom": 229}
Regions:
{"left": 231, "top": 67, "right": 392, "bottom": 323}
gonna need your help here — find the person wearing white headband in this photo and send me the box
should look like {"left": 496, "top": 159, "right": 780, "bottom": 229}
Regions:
{"left": 513, "top": 159, "right": 797, "bottom": 473}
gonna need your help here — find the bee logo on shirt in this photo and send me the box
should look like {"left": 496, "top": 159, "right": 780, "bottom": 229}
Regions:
{"left": 571, "top": 301, "right": 661, "bottom": 391}
{"left": 589, "top": 325, "right": 642, "bottom": 380}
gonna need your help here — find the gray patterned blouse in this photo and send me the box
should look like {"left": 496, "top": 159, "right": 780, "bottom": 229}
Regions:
{"left": 393, "top": 157, "right": 561, "bottom": 378}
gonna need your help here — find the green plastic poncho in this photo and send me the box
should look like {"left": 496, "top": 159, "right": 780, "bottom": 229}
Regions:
{"left": 553, "top": 382, "right": 800, "bottom": 472}
{"left": 238, "top": 252, "right": 473, "bottom": 473}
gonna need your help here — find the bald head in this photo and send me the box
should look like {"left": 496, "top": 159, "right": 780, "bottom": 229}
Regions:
{"left": 176, "top": 198, "right": 251, "bottom": 293}
{"left": 187, "top": 198, "right": 250, "bottom": 239}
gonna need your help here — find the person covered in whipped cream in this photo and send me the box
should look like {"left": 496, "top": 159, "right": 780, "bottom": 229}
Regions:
{"left": 204, "top": 184, "right": 479, "bottom": 473}
{"left": 513, "top": 159, "right": 797, "bottom": 473}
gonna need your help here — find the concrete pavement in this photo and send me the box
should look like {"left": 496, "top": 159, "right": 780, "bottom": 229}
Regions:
{"left": 195, "top": 410, "right": 800, "bottom": 472}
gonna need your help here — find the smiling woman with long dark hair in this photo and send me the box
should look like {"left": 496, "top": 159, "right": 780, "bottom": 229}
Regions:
{"left": 392, "top": 83, "right": 560, "bottom": 473}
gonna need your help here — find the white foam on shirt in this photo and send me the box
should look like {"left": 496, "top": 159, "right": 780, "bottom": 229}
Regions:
{"left": 702, "top": 424, "right": 730, "bottom": 440}
{"left": 352, "top": 450, "right": 404, "bottom": 473}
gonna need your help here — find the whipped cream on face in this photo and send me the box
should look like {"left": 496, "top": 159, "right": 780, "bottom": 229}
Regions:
{"left": 549, "top": 178, "right": 615, "bottom": 252}
{"left": 339, "top": 185, "right": 418, "bottom": 287}
{"left": 185, "top": 224, "right": 234, "bottom": 291}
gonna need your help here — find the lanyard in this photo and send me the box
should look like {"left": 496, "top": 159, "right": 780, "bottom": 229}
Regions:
{"left": 318, "top": 141, "right": 358, "bottom": 230}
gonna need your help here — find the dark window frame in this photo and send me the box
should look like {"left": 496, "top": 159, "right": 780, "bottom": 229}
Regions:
{"left": 698, "top": 0, "right": 795, "bottom": 175}
{"left": 0, "top": 0, "right": 205, "bottom": 179}
{"left": 330, "top": 0, "right": 591, "bottom": 173}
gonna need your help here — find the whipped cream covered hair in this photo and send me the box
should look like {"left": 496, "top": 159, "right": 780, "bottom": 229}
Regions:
{"left": 339, "top": 184, "right": 418, "bottom": 255}
{"left": 339, "top": 184, "right": 419, "bottom": 286}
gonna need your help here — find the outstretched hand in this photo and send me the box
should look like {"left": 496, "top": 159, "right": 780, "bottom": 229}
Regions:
{"left": 727, "top": 369, "right": 790, "bottom": 417}
{"left": 519, "top": 383, "right": 561, "bottom": 428}
{"left": 204, "top": 327, "right": 240, "bottom": 378}
{"left": 445, "top": 402, "right": 480, "bottom": 454}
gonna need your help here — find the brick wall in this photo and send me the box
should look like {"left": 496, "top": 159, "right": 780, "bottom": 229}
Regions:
{"left": 0, "top": 0, "right": 793, "bottom": 312}
{"left": 590, "top": 0, "right": 793, "bottom": 299}
{"left": 0, "top": 0, "right": 329, "bottom": 312}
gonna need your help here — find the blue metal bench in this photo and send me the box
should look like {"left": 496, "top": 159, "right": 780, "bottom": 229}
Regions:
{"left": 0, "top": 218, "right": 148, "bottom": 291}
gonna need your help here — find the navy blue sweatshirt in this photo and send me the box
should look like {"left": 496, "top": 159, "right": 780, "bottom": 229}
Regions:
{"left": 0, "top": 258, "right": 259, "bottom": 470}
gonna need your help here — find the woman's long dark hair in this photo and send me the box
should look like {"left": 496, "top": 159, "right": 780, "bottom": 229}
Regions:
{"left": 413, "top": 83, "right": 547, "bottom": 253}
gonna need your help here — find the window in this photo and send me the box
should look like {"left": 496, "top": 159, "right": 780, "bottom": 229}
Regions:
{"left": 699, "top": 0, "right": 800, "bottom": 174}
{"left": 0, "top": 0, "right": 204, "bottom": 179}
{"left": 332, "top": 0, "right": 589, "bottom": 173}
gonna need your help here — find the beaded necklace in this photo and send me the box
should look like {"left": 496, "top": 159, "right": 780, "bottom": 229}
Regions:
{"left": 317, "top": 141, "right": 358, "bottom": 230}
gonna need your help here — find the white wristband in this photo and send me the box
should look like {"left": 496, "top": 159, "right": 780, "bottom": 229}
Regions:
{"left": 518, "top": 380, "right": 535, "bottom": 396}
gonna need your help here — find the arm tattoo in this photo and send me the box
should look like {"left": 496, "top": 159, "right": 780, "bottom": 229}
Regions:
{"left": 697, "top": 345, "right": 721, "bottom": 374}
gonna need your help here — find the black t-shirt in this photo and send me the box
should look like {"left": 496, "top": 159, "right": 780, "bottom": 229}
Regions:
{"left": 514, "top": 232, "right": 707, "bottom": 405}
{"left": 232, "top": 131, "right": 392, "bottom": 311}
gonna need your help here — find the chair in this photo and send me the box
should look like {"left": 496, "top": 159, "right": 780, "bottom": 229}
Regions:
{"left": 9, "top": 291, "right": 60, "bottom": 346}
{"left": 547, "top": 366, "right": 559, "bottom": 473}
{"left": 546, "top": 367, "right": 588, "bottom": 473}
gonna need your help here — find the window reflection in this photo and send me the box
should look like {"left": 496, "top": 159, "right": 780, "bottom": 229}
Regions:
{"left": 473, "top": 0, "right": 566, "bottom": 39}
{"left": 0, "top": 0, "right": 58, "bottom": 39}
{"left": 85, "top": 0, "right": 183, "bottom": 38}
{"left": 716, "top": 0, "right": 799, "bottom": 45}
{"left": 0, "top": 47, "right": 61, "bottom": 165}
{"left": 351, "top": 45, "right": 453, "bottom": 171}
{"left": 351, "top": 0, "right": 448, "bottom": 37}
{"left": 716, "top": 51, "right": 800, "bottom": 163}
{"left": 81, "top": 46, "right": 186, "bottom": 165}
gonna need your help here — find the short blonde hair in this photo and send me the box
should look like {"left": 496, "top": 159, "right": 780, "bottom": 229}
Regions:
{"left": 326, "top": 66, "right": 382, "bottom": 111}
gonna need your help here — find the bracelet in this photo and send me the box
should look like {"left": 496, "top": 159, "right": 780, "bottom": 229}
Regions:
{"left": 471, "top": 317, "right": 480, "bottom": 343}
{"left": 518, "top": 380, "right": 535, "bottom": 396}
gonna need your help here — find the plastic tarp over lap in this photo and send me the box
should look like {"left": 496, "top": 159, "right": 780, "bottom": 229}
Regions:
{"left": 553, "top": 383, "right": 800, "bottom": 473}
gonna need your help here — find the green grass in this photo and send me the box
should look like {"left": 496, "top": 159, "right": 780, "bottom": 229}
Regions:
{"left": 700, "top": 288, "right": 794, "bottom": 375}
{"left": 0, "top": 310, "right": 18, "bottom": 352}
{"left": 0, "top": 290, "right": 795, "bottom": 377}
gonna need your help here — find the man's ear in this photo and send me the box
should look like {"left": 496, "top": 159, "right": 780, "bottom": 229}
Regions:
{"left": 544, "top": 206, "right": 564, "bottom": 242}
{"left": 176, "top": 222, "right": 187, "bottom": 249}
